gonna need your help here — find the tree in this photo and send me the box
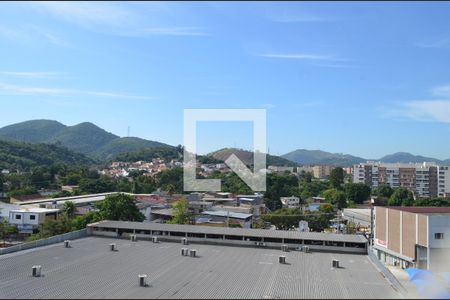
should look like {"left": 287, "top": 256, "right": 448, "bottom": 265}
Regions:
{"left": 0, "top": 219, "right": 18, "bottom": 241}
{"left": 414, "top": 197, "right": 450, "bottom": 207}
{"left": 344, "top": 183, "right": 371, "bottom": 204}
{"left": 167, "top": 198, "right": 190, "bottom": 224}
{"left": 96, "top": 193, "right": 145, "bottom": 222}
{"left": 329, "top": 167, "right": 344, "bottom": 189}
{"left": 264, "top": 173, "right": 299, "bottom": 211}
{"left": 322, "top": 188, "right": 347, "bottom": 208}
{"left": 62, "top": 201, "right": 76, "bottom": 219}
{"left": 388, "top": 188, "right": 414, "bottom": 206}
{"left": 374, "top": 184, "right": 394, "bottom": 198}
{"left": 71, "top": 211, "right": 102, "bottom": 230}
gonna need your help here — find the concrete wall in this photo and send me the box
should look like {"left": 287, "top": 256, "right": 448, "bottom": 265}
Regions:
{"left": 388, "top": 209, "right": 401, "bottom": 254}
{"left": 401, "top": 211, "right": 416, "bottom": 259}
{"left": 428, "top": 215, "right": 450, "bottom": 249}
{"left": 0, "top": 229, "right": 88, "bottom": 255}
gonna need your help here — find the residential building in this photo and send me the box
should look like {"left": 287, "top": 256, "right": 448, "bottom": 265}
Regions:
{"left": 312, "top": 165, "right": 333, "bottom": 179}
{"left": 8, "top": 207, "right": 59, "bottom": 234}
{"left": 268, "top": 166, "right": 294, "bottom": 173}
{"left": 374, "top": 206, "right": 450, "bottom": 271}
{"left": 438, "top": 166, "right": 450, "bottom": 197}
{"left": 280, "top": 196, "right": 300, "bottom": 208}
{"left": 200, "top": 210, "right": 253, "bottom": 228}
{"left": 354, "top": 162, "right": 450, "bottom": 198}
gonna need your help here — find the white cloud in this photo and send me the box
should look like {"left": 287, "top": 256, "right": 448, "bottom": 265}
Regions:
{"left": 384, "top": 84, "right": 450, "bottom": 124}
{"left": 258, "top": 53, "right": 343, "bottom": 61}
{"left": 32, "top": 2, "right": 208, "bottom": 37}
{"left": 431, "top": 84, "right": 450, "bottom": 98}
{"left": 269, "top": 13, "right": 330, "bottom": 23}
{"left": 0, "top": 82, "right": 152, "bottom": 100}
{"left": 398, "top": 100, "right": 450, "bottom": 123}
{"left": 416, "top": 38, "right": 450, "bottom": 49}
{"left": 0, "top": 71, "right": 63, "bottom": 79}
{"left": 0, "top": 24, "right": 70, "bottom": 47}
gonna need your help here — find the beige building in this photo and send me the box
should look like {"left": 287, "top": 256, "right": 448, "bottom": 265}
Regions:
{"left": 374, "top": 206, "right": 450, "bottom": 271}
{"left": 313, "top": 165, "right": 333, "bottom": 179}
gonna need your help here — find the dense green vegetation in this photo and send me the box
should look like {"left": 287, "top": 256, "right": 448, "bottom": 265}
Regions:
{"left": 0, "top": 139, "right": 95, "bottom": 171}
{"left": 0, "top": 219, "right": 18, "bottom": 241}
{"left": 115, "top": 145, "right": 183, "bottom": 162}
{"left": 95, "top": 137, "right": 172, "bottom": 160}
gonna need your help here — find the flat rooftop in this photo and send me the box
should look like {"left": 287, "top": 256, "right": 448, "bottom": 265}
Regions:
{"left": 0, "top": 237, "right": 400, "bottom": 299}
{"left": 90, "top": 221, "right": 368, "bottom": 243}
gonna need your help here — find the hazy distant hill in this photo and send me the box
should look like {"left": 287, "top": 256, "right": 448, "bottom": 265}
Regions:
{"left": 0, "top": 120, "right": 173, "bottom": 160}
{"left": 210, "top": 148, "right": 297, "bottom": 167}
{"left": 0, "top": 139, "right": 94, "bottom": 171}
{"left": 282, "top": 149, "right": 365, "bottom": 166}
{"left": 379, "top": 152, "right": 443, "bottom": 164}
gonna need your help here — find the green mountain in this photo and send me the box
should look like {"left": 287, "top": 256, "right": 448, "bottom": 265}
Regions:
{"left": 0, "top": 120, "right": 66, "bottom": 143}
{"left": 282, "top": 149, "right": 365, "bottom": 166}
{"left": 95, "top": 137, "right": 173, "bottom": 160}
{"left": 0, "top": 139, "right": 95, "bottom": 171}
{"left": 0, "top": 120, "right": 173, "bottom": 160}
{"left": 379, "top": 152, "right": 443, "bottom": 164}
{"left": 48, "top": 122, "right": 118, "bottom": 155}
{"left": 209, "top": 148, "right": 297, "bottom": 167}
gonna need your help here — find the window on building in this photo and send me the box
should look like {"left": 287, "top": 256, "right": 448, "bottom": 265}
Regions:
{"left": 15, "top": 214, "right": 21, "bottom": 220}
{"left": 435, "top": 233, "right": 444, "bottom": 240}
{"left": 29, "top": 215, "right": 36, "bottom": 220}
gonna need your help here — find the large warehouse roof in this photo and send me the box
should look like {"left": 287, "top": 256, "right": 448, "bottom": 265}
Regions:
{"left": 89, "top": 221, "right": 368, "bottom": 243}
{"left": 0, "top": 236, "right": 399, "bottom": 299}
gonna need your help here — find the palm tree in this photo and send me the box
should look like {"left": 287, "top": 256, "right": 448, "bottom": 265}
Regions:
{"left": 62, "top": 201, "right": 76, "bottom": 219}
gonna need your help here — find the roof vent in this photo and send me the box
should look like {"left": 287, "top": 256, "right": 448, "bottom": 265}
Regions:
{"left": 64, "top": 240, "right": 70, "bottom": 248}
{"left": 138, "top": 274, "right": 148, "bottom": 287}
{"left": 32, "top": 265, "right": 41, "bottom": 277}
{"left": 332, "top": 259, "right": 340, "bottom": 268}
{"left": 279, "top": 256, "right": 286, "bottom": 264}
{"left": 189, "top": 249, "right": 197, "bottom": 257}
{"left": 281, "top": 244, "right": 289, "bottom": 252}
{"left": 181, "top": 237, "right": 188, "bottom": 245}
{"left": 181, "top": 248, "right": 189, "bottom": 256}
{"left": 110, "top": 243, "right": 116, "bottom": 251}
{"left": 130, "top": 234, "right": 137, "bottom": 242}
{"left": 152, "top": 236, "right": 158, "bottom": 243}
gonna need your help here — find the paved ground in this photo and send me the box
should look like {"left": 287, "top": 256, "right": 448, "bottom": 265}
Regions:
{"left": 0, "top": 236, "right": 401, "bottom": 299}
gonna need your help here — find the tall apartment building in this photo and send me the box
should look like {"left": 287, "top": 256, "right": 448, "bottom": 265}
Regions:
{"left": 312, "top": 165, "right": 333, "bottom": 179}
{"left": 354, "top": 162, "right": 450, "bottom": 198}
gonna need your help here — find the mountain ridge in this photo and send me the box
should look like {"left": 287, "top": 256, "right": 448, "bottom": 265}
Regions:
{"left": 0, "top": 120, "right": 172, "bottom": 160}
{"left": 1, "top": 120, "right": 449, "bottom": 166}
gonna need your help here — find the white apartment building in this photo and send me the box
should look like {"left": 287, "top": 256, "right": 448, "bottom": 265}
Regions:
{"left": 280, "top": 196, "right": 300, "bottom": 208}
{"left": 438, "top": 166, "right": 450, "bottom": 197}
{"left": 354, "top": 162, "right": 450, "bottom": 198}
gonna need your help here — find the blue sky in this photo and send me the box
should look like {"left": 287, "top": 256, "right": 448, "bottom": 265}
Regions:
{"left": 1, "top": 2, "right": 450, "bottom": 159}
